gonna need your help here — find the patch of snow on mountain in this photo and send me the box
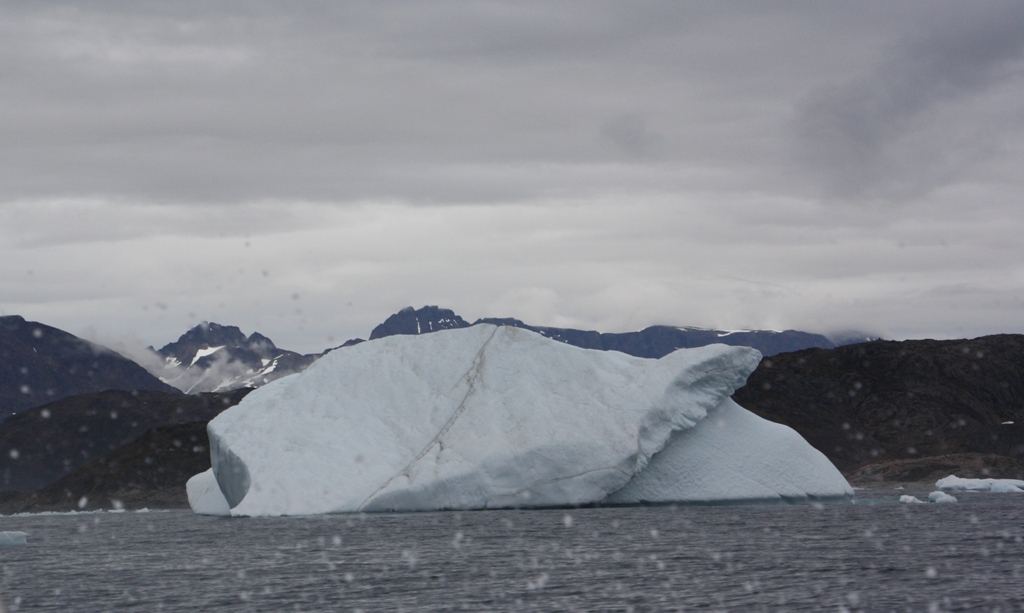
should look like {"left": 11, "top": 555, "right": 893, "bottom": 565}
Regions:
{"left": 253, "top": 358, "right": 280, "bottom": 378}
{"left": 190, "top": 346, "right": 225, "bottom": 367}
{"left": 714, "top": 330, "right": 753, "bottom": 337}
{"left": 237, "top": 357, "right": 281, "bottom": 388}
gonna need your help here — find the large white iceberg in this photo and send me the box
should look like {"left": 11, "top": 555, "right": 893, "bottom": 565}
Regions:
{"left": 192, "top": 325, "right": 851, "bottom": 516}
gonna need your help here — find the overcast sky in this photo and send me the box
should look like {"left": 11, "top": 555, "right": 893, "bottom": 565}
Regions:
{"left": 1, "top": 1, "right": 1022, "bottom": 354}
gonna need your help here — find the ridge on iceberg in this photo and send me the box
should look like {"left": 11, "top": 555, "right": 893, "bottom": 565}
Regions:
{"left": 191, "top": 325, "right": 851, "bottom": 517}
{"left": 605, "top": 398, "right": 852, "bottom": 504}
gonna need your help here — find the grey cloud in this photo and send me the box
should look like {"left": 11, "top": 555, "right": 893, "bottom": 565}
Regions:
{"left": 792, "top": 2, "right": 1024, "bottom": 199}
{"left": 0, "top": 2, "right": 846, "bottom": 204}
{"left": 600, "top": 114, "right": 661, "bottom": 159}
{"left": 1, "top": 2, "right": 1022, "bottom": 350}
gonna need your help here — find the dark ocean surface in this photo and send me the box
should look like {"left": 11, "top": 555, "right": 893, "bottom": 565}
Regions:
{"left": 2, "top": 489, "right": 1023, "bottom": 612}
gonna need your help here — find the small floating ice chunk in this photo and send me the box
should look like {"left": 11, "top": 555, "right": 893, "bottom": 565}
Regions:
{"left": 0, "top": 532, "right": 28, "bottom": 546}
{"left": 899, "top": 495, "right": 926, "bottom": 504}
{"left": 928, "top": 491, "right": 957, "bottom": 504}
{"left": 935, "top": 475, "right": 1024, "bottom": 492}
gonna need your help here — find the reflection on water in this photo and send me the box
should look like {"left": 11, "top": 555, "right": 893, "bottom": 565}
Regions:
{"left": 2, "top": 491, "right": 1023, "bottom": 611}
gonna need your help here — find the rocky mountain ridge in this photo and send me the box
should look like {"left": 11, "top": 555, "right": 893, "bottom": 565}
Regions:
{"left": 0, "top": 315, "right": 180, "bottom": 421}
{"left": 152, "top": 322, "right": 319, "bottom": 393}
{"left": 135, "top": 306, "right": 852, "bottom": 397}
{"left": 369, "top": 305, "right": 842, "bottom": 358}
{"left": 1, "top": 306, "right": 861, "bottom": 412}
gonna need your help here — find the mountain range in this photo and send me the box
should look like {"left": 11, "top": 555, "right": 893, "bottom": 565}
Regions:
{"left": 169, "top": 305, "right": 856, "bottom": 394}
{"left": 371, "top": 305, "right": 844, "bottom": 358}
{"left": 1, "top": 306, "right": 869, "bottom": 419}
{"left": 0, "top": 315, "right": 179, "bottom": 420}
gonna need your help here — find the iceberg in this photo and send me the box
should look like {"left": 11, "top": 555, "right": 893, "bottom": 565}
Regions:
{"left": 936, "top": 476, "right": 1024, "bottom": 493}
{"left": 899, "top": 495, "right": 926, "bottom": 504}
{"left": 928, "top": 491, "right": 958, "bottom": 503}
{"left": 193, "top": 325, "right": 851, "bottom": 517}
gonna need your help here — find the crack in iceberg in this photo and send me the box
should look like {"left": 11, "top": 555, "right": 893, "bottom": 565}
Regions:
{"left": 486, "top": 465, "right": 632, "bottom": 508}
{"left": 359, "top": 326, "right": 499, "bottom": 510}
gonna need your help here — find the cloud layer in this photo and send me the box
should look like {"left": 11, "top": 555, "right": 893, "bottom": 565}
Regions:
{"left": 1, "top": 2, "right": 1022, "bottom": 352}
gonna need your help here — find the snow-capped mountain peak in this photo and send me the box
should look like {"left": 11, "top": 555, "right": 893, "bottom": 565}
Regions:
{"left": 153, "top": 323, "right": 318, "bottom": 394}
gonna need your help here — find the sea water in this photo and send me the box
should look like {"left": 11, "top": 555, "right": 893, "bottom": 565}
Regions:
{"left": 1, "top": 490, "right": 1023, "bottom": 611}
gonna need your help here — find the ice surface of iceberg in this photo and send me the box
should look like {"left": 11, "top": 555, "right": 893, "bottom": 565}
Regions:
{"left": 605, "top": 398, "right": 852, "bottom": 504}
{"left": 193, "top": 325, "right": 850, "bottom": 516}
{"left": 899, "top": 495, "right": 926, "bottom": 504}
{"left": 186, "top": 468, "right": 231, "bottom": 516}
{"left": 936, "top": 476, "right": 1024, "bottom": 493}
{"left": 0, "top": 532, "right": 27, "bottom": 546}
{"left": 928, "top": 491, "right": 958, "bottom": 503}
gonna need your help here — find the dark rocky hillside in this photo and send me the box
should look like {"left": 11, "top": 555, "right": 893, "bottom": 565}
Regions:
{"left": 0, "top": 315, "right": 180, "bottom": 419}
{"left": 0, "top": 387, "right": 250, "bottom": 493}
{"left": 0, "top": 421, "right": 212, "bottom": 513}
{"left": 843, "top": 453, "right": 1024, "bottom": 485}
{"left": 733, "top": 334, "right": 1024, "bottom": 472}
{"left": 371, "top": 306, "right": 838, "bottom": 357}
